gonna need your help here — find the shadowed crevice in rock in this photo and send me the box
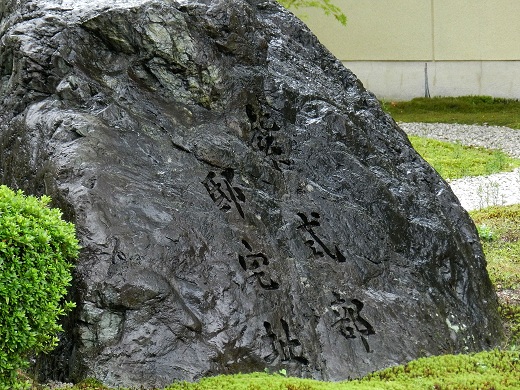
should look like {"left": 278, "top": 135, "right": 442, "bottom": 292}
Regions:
{"left": 0, "top": 0, "right": 503, "bottom": 387}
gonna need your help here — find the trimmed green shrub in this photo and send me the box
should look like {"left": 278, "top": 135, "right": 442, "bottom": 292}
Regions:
{"left": 0, "top": 185, "right": 79, "bottom": 388}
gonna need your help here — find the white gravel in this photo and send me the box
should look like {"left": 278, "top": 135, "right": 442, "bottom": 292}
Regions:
{"left": 399, "top": 122, "right": 520, "bottom": 211}
{"left": 446, "top": 168, "right": 520, "bottom": 211}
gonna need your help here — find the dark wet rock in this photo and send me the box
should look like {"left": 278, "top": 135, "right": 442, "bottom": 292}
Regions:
{"left": 0, "top": 0, "right": 503, "bottom": 387}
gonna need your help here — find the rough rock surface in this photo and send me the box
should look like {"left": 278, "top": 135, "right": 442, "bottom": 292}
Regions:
{"left": 0, "top": 0, "right": 503, "bottom": 387}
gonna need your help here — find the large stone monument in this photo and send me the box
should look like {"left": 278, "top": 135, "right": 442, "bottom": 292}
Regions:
{"left": 0, "top": 0, "right": 503, "bottom": 387}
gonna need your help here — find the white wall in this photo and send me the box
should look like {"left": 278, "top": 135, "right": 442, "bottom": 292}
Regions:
{"left": 345, "top": 61, "right": 520, "bottom": 100}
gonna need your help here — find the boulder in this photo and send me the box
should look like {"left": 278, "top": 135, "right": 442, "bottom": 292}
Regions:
{"left": 0, "top": 0, "right": 503, "bottom": 387}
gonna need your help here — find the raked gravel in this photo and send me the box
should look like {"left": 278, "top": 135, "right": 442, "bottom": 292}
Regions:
{"left": 399, "top": 122, "right": 520, "bottom": 211}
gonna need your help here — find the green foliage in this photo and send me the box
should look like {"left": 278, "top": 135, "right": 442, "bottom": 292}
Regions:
{"left": 163, "top": 372, "right": 326, "bottom": 390}
{"left": 408, "top": 135, "right": 520, "bottom": 180}
{"left": 484, "top": 240, "right": 520, "bottom": 290}
{"left": 470, "top": 204, "right": 520, "bottom": 291}
{"left": 278, "top": 0, "right": 347, "bottom": 26}
{"left": 500, "top": 304, "right": 520, "bottom": 347}
{"left": 477, "top": 224, "right": 495, "bottom": 242}
{"left": 73, "top": 378, "right": 111, "bottom": 389}
{"left": 36, "top": 377, "right": 110, "bottom": 390}
{"left": 382, "top": 96, "right": 520, "bottom": 129}
{"left": 0, "top": 185, "right": 79, "bottom": 389}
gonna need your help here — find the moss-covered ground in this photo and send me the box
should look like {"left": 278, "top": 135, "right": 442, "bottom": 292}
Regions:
{"left": 382, "top": 96, "right": 520, "bottom": 129}
{"left": 408, "top": 136, "right": 520, "bottom": 179}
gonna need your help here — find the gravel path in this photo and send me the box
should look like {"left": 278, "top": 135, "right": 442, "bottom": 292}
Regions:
{"left": 399, "top": 122, "right": 520, "bottom": 211}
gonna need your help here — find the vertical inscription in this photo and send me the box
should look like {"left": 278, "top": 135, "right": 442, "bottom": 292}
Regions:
{"left": 331, "top": 293, "right": 375, "bottom": 352}
{"left": 246, "top": 104, "right": 291, "bottom": 171}
{"left": 297, "top": 212, "right": 346, "bottom": 262}
{"left": 202, "top": 168, "right": 245, "bottom": 218}
{"left": 263, "top": 319, "right": 309, "bottom": 365}
{"left": 238, "top": 240, "right": 279, "bottom": 290}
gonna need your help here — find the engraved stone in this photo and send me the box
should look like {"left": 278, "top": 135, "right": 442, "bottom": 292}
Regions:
{"left": 0, "top": 0, "right": 503, "bottom": 387}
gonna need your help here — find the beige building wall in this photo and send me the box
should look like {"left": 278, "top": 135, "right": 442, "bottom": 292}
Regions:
{"left": 297, "top": 0, "right": 520, "bottom": 99}
{"left": 434, "top": 1, "right": 520, "bottom": 60}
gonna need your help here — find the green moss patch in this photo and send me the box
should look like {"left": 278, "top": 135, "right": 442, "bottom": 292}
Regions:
{"left": 361, "top": 349, "right": 520, "bottom": 390}
{"left": 470, "top": 205, "right": 520, "bottom": 290}
{"left": 409, "top": 136, "right": 520, "bottom": 180}
{"left": 383, "top": 96, "right": 520, "bottom": 129}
